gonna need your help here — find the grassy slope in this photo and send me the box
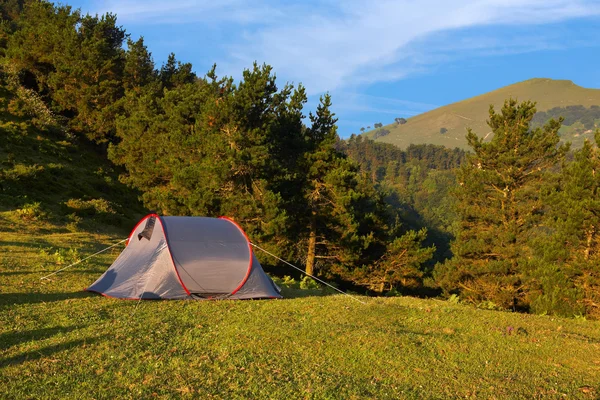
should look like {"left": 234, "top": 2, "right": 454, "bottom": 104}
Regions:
{"left": 366, "top": 78, "right": 600, "bottom": 150}
{"left": 1, "top": 221, "right": 600, "bottom": 399}
{"left": 0, "top": 84, "right": 145, "bottom": 233}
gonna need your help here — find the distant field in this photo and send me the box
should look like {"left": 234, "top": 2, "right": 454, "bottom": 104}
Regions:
{"left": 1, "top": 215, "right": 599, "bottom": 399}
{"left": 365, "top": 78, "right": 600, "bottom": 150}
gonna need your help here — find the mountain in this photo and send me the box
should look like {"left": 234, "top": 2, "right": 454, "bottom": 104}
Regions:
{"left": 365, "top": 78, "right": 600, "bottom": 150}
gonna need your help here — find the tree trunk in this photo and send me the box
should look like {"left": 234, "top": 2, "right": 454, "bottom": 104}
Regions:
{"left": 584, "top": 226, "right": 595, "bottom": 260}
{"left": 306, "top": 212, "right": 317, "bottom": 275}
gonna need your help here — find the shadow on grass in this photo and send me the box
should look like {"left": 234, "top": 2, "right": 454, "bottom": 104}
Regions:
{"left": 0, "top": 240, "right": 53, "bottom": 248}
{"left": 559, "top": 331, "right": 600, "bottom": 345}
{"left": 0, "top": 325, "right": 84, "bottom": 350}
{"left": 0, "top": 291, "right": 94, "bottom": 307}
{"left": 0, "top": 335, "right": 107, "bottom": 367}
{"left": 0, "top": 214, "right": 17, "bottom": 232}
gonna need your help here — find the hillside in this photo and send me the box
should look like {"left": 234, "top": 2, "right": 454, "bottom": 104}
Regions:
{"left": 366, "top": 78, "right": 600, "bottom": 150}
{"left": 0, "top": 81, "right": 146, "bottom": 235}
{"left": 1, "top": 222, "right": 599, "bottom": 398}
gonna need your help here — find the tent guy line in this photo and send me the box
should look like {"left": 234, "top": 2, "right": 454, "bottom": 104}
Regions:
{"left": 40, "top": 238, "right": 128, "bottom": 281}
{"left": 249, "top": 242, "right": 367, "bottom": 305}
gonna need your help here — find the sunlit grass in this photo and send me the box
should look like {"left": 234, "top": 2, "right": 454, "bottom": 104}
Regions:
{"left": 1, "top": 220, "right": 599, "bottom": 399}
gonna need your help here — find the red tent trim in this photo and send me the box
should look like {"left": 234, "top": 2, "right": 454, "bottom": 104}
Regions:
{"left": 219, "top": 216, "right": 253, "bottom": 296}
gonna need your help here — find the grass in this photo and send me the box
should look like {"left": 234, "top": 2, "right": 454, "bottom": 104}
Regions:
{"left": 366, "top": 78, "right": 600, "bottom": 150}
{"left": 1, "top": 216, "right": 600, "bottom": 399}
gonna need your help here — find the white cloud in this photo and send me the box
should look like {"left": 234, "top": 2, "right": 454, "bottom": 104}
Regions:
{"left": 319, "top": 91, "right": 437, "bottom": 115}
{"left": 91, "top": 0, "right": 283, "bottom": 24}
{"left": 88, "top": 0, "right": 600, "bottom": 95}
{"left": 222, "top": 0, "right": 600, "bottom": 94}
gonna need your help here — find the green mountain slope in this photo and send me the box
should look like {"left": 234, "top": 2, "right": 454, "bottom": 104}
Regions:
{"left": 366, "top": 78, "right": 600, "bottom": 150}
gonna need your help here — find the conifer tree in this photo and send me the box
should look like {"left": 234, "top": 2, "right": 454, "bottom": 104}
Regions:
{"left": 299, "top": 94, "right": 388, "bottom": 276}
{"left": 4, "top": 2, "right": 127, "bottom": 141}
{"left": 351, "top": 227, "right": 434, "bottom": 292}
{"left": 109, "top": 77, "right": 210, "bottom": 214}
{"left": 435, "top": 99, "right": 567, "bottom": 309}
{"left": 110, "top": 64, "right": 303, "bottom": 253}
{"left": 4, "top": 2, "right": 79, "bottom": 92}
{"left": 159, "top": 53, "right": 195, "bottom": 90}
{"left": 123, "top": 37, "right": 155, "bottom": 92}
{"left": 537, "top": 136, "right": 600, "bottom": 317}
{"left": 0, "top": 0, "right": 24, "bottom": 55}
{"left": 51, "top": 12, "right": 126, "bottom": 141}
{"left": 546, "top": 138, "right": 600, "bottom": 263}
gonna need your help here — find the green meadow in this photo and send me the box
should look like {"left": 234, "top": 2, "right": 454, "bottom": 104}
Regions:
{"left": 1, "top": 216, "right": 599, "bottom": 399}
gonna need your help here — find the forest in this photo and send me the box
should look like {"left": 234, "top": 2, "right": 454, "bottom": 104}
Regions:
{"left": 532, "top": 105, "right": 600, "bottom": 130}
{"left": 0, "top": 0, "right": 599, "bottom": 318}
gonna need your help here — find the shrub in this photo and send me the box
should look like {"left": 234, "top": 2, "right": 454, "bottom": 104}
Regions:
{"left": 273, "top": 275, "right": 299, "bottom": 289}
{"left": 39, "top": 247, "right": 80, "bottom": 266}
{"left": 448, "top": 293, "right": 460, "bottom": 304}
{"left": 65, "top": 198, "right": 115, "bottom": 216}
{"left": 5, "top": 66, "right": 60, "bottom": 130}
{"left": 373, "top": 128, "right": 390, "bottom": 139}
{"left": 66, "top": 213, "right": 82, "bottom": 232}
{"left": 15, "top": 202, "right": 47, "bottom": 221}
{"left": 2, "top": 164, "right": 45, "bottom": 181}
{"left": 299, "top": 275, "right": 320, "bottom": 290}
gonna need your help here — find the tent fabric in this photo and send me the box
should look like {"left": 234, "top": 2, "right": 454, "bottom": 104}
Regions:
{"left": 86, "top": 215, "right": 282, "bottom": 300}
{"left": 232, "top": 253, "right": 282, "bottom": 299}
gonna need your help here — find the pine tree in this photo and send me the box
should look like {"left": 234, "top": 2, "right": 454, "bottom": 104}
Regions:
{"left": 51, "top": 12, "right": 126, "bottom": 141}
{"left": 4, "top": 2, "right": 79, "bottom": 93}
{"left": 435, "top": 99, "right": 567, "bottom": 309}
{"left": 123, "top": 37, "right": 155, "bottom": 92}
{"left": 299, "top": 94, "right": 388, "bottom": 276}
{"left": 352, "top": 227, "right": 434, "bottom": 292}
{"left": 110, "top": 63, "right": 304, "bottom": 255}
{"left": 109, "top": 77, "right": 210, "bottom": 215}
{"left": 159, "top": 53, "right": 195, "bottom": 90}
{"left": 4, "top": 3, "right": 127, "bottom": 142}
{"left": 0, "top": 0, "right": 24, "bottom": 55}
{"left": 537, "top": 137, "right": 600, "bottom": 317}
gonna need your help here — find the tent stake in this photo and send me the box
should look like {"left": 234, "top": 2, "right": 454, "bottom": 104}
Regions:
{"left": 250, "top": 243, "right": 366, "bottom": 305}
{"left": 40, "top": 238, "right": 127, "bottom": 280}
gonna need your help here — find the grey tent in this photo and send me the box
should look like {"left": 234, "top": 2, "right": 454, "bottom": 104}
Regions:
{"left": 86, "top": 214, "right": 282, "bottom": 300}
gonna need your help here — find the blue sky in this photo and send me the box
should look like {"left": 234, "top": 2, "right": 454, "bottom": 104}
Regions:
{"left": 68, "top": 0, "right": 600, "bottom": 137}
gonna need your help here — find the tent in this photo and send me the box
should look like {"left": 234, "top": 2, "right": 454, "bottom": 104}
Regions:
{"left": 86, "top": 214, "right": 282, "bottom": 300}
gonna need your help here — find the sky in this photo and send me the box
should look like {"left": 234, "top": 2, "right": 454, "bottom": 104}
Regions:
{"left": 67, "top": 0, "right": 600, "bottom": 137}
